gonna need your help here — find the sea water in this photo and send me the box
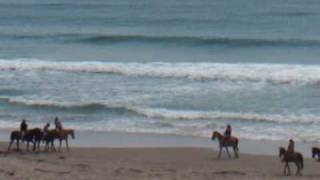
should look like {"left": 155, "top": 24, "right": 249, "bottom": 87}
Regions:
{"left": 1, "top": 0, "right": 320, "bottom": 142}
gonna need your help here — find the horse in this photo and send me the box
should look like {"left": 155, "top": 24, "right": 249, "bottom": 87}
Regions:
{"left": 43, "top": 129, "right": 59, "bottom": 152}
{"left": 57, "top": 129, "right": 75, "bottom": 151}
{"left": 43, "top": 129, "right": 75, "bottom": 152}
{"left": 211, "top": 131, "right": 239, "bottom": 158}
{"left": 312, "top": 147, "right": 320, "bottom": 161}
{"left": 8, "top": 128, "right": 43, "bottom": 152}
{"left": 279, "top": 147, "right": 304, "bottom": 176}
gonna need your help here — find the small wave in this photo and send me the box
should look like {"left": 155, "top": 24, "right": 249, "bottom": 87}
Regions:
{"left": 132, "top": 108, "right": 320, "bottom": 124}
{"left": 3, "top": 33, "right": 320, "bottom": 47}
{"left": 265, "top": 11, "right": 319, "bottom": 17}
{"left": 76, "top": 34, "right": 320, "bottom": 47}
{"left": 2, "top": 59, "right": 320, "bottom": 85}
{"left": 0, "top": 97, "right": 133, "bottom": 113}
{"left": 2, "top": 97, "right": 320, "bottom": 125}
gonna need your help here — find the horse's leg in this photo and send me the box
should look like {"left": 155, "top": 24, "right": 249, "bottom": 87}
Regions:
{"left": 218, "top": 146, "right": 222, "bottom": 158}
{"left": 283, "top": 163, "right": 288, "bottom": 175}
{"left": 47, "top": 141, "right": 50, "bottom": 151}
{"left": 59, "top": 139, "right": 62, "bottom": 152}
{"left": 233, "top": 146, "right": 238, "bottom": 158}
{"left": 66, "top": 138, "right": 70, "bottom": 152}
{"left": 32, "top": 141, "right": 36, "bottom": 152}
{"left": 45, "top": 141, "right": 48, "bottom": 152}
{"left": 287, "top": 163, "right": 291, "bottom": 176}
{"left": 8, "top": 140, "right": 13, "bottom": 151}
{"left": 26, "top": 141, "right": 30, "bottom": 152}
{"left": 37, "top": 140, "right": 40, "bottom": 152}
{"left": 16, "top": 139, "right": 20, "bottom": 152}
{"left": 295, "top": 162, "right": 300, "bottom": 176}
{"left": 225, "top": 147, "right": 231, "bottom": 158}
{"left": 51, "top": 140, "right": 56, "bottom": 152}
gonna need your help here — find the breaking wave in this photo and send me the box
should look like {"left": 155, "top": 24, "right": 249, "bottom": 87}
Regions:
{"left": 1, "top": 59, "right": 320, "bottom": 85}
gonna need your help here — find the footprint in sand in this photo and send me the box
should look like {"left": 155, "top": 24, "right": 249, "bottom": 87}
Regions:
{"left": 58, "top": 156, "right": 66, "bottom": 160}
{"left": 112, "top": 167, "right": 143, "bottom": 175}
{"left": 128, "top": 168, "right": 143, "bottom": 174}
{"left": 73, "top": 163, "right": 90, "bottom": 171}
{"left": 213, "top": 170, "right": 246, "bottom": 176}
{"left": 36, "top": 159, "right": 46, "bottom": 163}
{"left": 112, "top": 167, "right": 125, "bottom": 175}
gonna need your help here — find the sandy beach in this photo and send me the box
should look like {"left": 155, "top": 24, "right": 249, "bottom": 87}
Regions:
{"left": 0, "top": 131, "right": 320, "bottom": 180}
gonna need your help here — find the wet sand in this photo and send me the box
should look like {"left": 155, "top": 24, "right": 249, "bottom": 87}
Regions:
{"left": 0, "top": 139, "right": 320, "bottom": 180}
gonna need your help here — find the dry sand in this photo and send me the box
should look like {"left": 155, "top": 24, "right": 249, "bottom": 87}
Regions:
{"left": 0, "top": 142, "right": 320, "bottom": 180}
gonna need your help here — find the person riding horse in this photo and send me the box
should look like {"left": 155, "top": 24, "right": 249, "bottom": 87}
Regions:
{"left": 54, "top": 117, "right": 63, "bottom": 132}
{"left": 20, "top": 119, "right": 28, "bottom": 142}
{"left": 279, "top": 140, "right": 303, "bottom": 176}
{"left": 287, "top": 139, "right": 295, "bottom": 154}
{"left": 43, "top": 123, "right": 50, "bottom": 136}
{"left": 223, "top": 124, "right": 232, "bottom": 145}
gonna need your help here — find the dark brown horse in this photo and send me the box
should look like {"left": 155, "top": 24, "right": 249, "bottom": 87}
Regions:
{"left": 43, "top": 129, "right": 75, "bottom": 152}
{"left": 312, "top": 147, "right": 320, "bottom": 161}
{"left": 279, "top": 147, "right": 303, "bottom": 176}
{"left": 8, "top": 128, "right": 43, "bottom": 152}
{"left": 211, "top": 131, "right": 239, "bottom": 158}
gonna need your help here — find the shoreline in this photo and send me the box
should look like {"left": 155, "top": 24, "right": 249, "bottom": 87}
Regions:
{"left": 0, "top": 129, "right": 318, "bottom": 157}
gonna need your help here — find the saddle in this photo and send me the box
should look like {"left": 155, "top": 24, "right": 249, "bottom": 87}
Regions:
{"left": 283, "top": 151, "right": 299, "bottom": 161}
{"left": 222, "top": 136, "right": 232, "bottom": 145}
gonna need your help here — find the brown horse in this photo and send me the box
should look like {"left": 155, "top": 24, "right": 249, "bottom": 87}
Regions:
{"left": 211, "top": 131, "right": 239, "bottom": 158}
{"left": 43, "top": 129, "right": 75, "bottom": 152}
{"left": 312, "top": 147, "right": 320, "bottom": 161}
{"left": 57, "top": 129, "right": 75, "bottom": 152}
{"left": 279, "top": 147, "right": 303, "bottom": 176}
{"left": 8, "top": 128, "right": 43, "bottom": 152}
{"left": 43, "top": 129, "right": 59, "bottom": 152}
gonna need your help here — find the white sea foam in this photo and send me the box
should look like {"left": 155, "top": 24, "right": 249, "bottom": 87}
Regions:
{"left": 1, "top": 59, "right": 320, "bottom": 85}
{"left": 133, "top": 108, "right": 320, "bottom": 124}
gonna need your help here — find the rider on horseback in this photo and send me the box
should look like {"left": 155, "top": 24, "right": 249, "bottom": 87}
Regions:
{"left": 287, "top": 139, "right": 295, "bottom": 154}
{"left": 223, "top": 124, "right": 232, "bottom": 145}
{"left": 20, "top": 119, "right": 28, "bottom": 142}
{"left": 43, "top": 122, "right": 50, "bottom": 136}
{"left": 54, "top": 117, "right": 63, "bottom": 132}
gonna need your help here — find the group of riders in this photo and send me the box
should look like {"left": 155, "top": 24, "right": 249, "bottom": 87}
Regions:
{"left": 223, "top": 124, "right": 296, "bottom": 155}
{"left": 20, "top": 117, "right": 63, "bottom": 142}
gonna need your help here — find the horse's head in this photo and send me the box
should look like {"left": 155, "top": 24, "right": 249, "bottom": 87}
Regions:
{"left": 279, "top": 147, "right": 286, "bottom": 159}
{"left": 211, "top": 131, "right": 220, "bottom": 140}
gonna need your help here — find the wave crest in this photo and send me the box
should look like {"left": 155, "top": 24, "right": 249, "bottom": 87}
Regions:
{"left": 133, "top": 108, "right": 320, "bottom": 124}
{"left": 2, "top": 59, "right": 320, "bottom": 85}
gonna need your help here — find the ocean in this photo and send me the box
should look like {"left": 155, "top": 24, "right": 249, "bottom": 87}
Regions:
{"left": 1, "top": 0, "right": 320, "bottom": 142}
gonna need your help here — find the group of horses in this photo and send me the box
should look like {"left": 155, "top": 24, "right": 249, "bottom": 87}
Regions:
{"left": 7, "top": 127, "right": 75, "bottom": 152}
{"left": 211, "top": 131, "right": 320, "bottom": 176}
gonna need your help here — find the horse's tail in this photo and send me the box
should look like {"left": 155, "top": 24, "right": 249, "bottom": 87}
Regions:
{"left": 298, "top": 153, "right": 304, "bottom": 169}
